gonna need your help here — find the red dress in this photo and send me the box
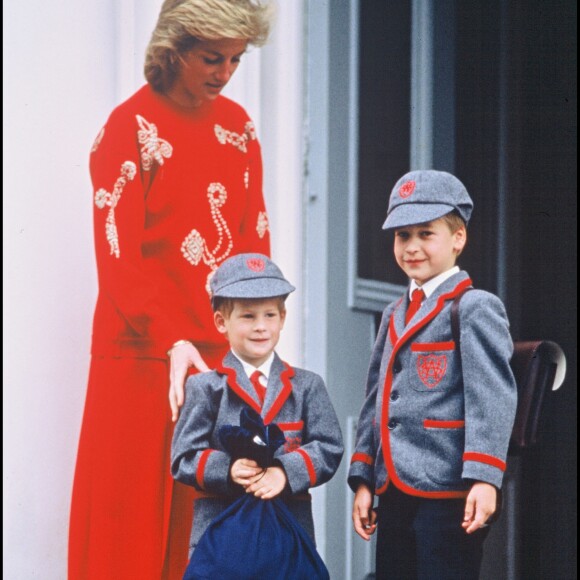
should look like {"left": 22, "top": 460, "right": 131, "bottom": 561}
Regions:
{"left": 69, "top": 85, "right": 270, "bottom": 579}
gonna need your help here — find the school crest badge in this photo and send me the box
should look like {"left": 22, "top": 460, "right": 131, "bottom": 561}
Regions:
{"left": 247, "top": 258, "right": 265, "bottom": 272}
{"left": 284, "top": 436, "right": 302, "bottom": 453}
{"left": 417, "top": 354, "right": 447, "bottom": 388}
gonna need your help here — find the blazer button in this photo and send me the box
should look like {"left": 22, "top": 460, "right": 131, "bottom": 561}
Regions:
{"left": 387, "top": 420, "right": 398, "bottom": 430}
{"left": 392, "top": 362, "right": 402, "bottom": 374}
{"left": 390, "top": 391, "right": 399, "bottom": 401}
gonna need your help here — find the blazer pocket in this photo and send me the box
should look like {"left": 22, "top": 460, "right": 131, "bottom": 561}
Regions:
{"left": 409, "top": 341, "right": 456, "bottom": 392}
{"left": 278, "top": 421, "right": 304, "bottom": 453}
{"left": 422, "top": 419, "right": 465, "bottom": 486}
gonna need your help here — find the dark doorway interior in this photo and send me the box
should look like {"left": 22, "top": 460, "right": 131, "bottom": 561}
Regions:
{"left": 456, "top": 2, "right": 577, "bottom": 578}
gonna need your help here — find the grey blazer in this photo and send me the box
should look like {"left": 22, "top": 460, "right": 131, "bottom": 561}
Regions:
{"left": 348, "top": 271, "right": 517, "bottom": 498}
{"left": 172, "top": 351, "right": 344, "bottom": 553}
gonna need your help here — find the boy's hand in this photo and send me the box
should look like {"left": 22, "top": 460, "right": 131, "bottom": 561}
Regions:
{"left": 462, "top": 482, "right": 497, "bottom": 534}
{"left": 352, "top": 483, "right": 377, "bottom": 541}
{"left": 231, "top": 458, "right": 264, "bottom": 487}
{"left": 168, "top": 341, "right": 210, "bottom": 422}
{"left": 246, "top": 466, "right": 287, "bottom": 500}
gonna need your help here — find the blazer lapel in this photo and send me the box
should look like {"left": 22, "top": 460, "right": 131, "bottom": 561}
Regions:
{"left": 395, "top": 272, "right": 473, "bottom": 350}
{"left": 217, "top": 351, "right": 262, "bottom": 415}
{"left": 262, "top": 353, "right": 295, "bottom": 425}
{"left": 216, "top": 351, "right": 295, "bottom": 423}
{"left": 392, "top": 294, "right": 408, "bottom": 341}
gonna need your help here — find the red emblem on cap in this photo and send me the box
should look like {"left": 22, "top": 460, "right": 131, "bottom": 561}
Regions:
{"left": 247, "top": 258, "right": 265, "bottom": 272}
{"left": 417, "top": 354, "right": 447, "bottom": 388}
{"left": 399, "top": 180, "right": 416, "bottom": 198}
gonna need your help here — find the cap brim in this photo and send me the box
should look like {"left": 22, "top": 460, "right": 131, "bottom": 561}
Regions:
{"left": 213, "top": 278, "right": 296, "bottom": 299}
{"left": 382, "top": 203, "right": 456, "bottom": 230}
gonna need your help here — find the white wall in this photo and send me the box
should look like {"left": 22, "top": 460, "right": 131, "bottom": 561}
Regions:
{"left": 4, "top": 2, "right": 117, "bottom": 578}
{"left": 3, "top": 1, "right": 304, "bottom": 577}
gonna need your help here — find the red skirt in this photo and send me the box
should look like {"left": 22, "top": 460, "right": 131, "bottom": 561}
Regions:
{"left": 69, "top": 347, "right": 227, "bottom": 580}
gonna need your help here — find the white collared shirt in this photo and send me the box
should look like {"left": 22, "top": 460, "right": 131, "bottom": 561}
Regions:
{"left": 231, "top": 350, "right": 274, "bottom": 387}
{"left": 409, "top": 266, "right": 460, "bottom": 301}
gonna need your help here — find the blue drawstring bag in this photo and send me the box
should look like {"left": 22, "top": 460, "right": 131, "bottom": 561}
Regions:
{"left": 218, "top": 405, "right": 287, "bottom": 468}
{"left": 183, "top": 407, "right": 330, "bottom": 580}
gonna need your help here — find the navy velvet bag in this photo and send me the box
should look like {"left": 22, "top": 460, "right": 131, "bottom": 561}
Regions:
{"left": 183, "top": 407, "right": 330, "bottom": 580}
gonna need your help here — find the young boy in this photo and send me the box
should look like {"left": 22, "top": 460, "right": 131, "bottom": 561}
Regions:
{"left": 349, "top": 170, "right": 517, "bottom": 579}
{"left": 172, "top": 253, "right": 344, "bottom": 557}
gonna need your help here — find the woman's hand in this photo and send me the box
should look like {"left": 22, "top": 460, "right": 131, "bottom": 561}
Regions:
{"left": 168, "top": 341, "right": 210, "bottom": 421}
{"left": 352, "top": 483, "right": 377, "bottom": 540}
{"left": 246, "top": 466, "right": 287, "bottom": 500}
{"left": 462, "top": 482, "right": 497, "bottom": 533}
{"left": 231, "top": 458, "right": 264, "bottom": 487}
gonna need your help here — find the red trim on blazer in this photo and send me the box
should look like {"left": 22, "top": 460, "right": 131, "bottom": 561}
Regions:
{"left": 424, "top": 419, "right": 465, "bottom": 429}
{"left": 217, "top": 364, "right": 262, "bottom": 415}
{"left": 400, "top": 279, "right": 473, "bottom": 347}
{"left": 264, "top": 362, "right": 295, "bottom": 424}
{"left": 463, "top": 452, "right": 506, "bottom": 472}
{"left": 388, "top": 299, "right": 403, "bottom": 345}
{"left": 375, "top": 481, "right": 389, "bottom": 495}
{"left": 351, "top": 452, "right": 374, "bottom": 465}
{"left": 217, "top": 361, "right": 296, "bottom": 424}
{"left": 296, "top": 448, "right": 317, "bottom": 486}
{"left": 380, "top": 277, "right": 473, "bottom": 499}
{"left": 411, "top": 341, "right": 456, "bottom": 352}
{"left": 278, "top": 421, "right": 304, "bottom": 431}
{"left": 196, "top": 449, "right": 215, "bottom": 490}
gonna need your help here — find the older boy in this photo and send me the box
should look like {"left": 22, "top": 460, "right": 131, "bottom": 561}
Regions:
{"left": 172, "top": 253, "right": 343, "bottom": 556}
{"left": 349, "top": 170, "right": 517, "bottom": 579}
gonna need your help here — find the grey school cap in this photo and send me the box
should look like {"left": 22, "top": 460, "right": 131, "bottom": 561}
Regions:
{"left": 210, "top": 253, "right": 295, "bottom": 299}
{"left": 382, "top": 170, "right": 473, "bottom": 230}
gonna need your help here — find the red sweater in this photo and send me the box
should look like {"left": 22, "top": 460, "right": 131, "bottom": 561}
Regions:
{"left": 90, "top": 85, "right": 270, "bottom": 358}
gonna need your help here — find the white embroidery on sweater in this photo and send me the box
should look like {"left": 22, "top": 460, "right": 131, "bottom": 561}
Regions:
{"left": 181, "top": 183, "right": 234, "bottom": 294}
{"left": 91, "top": 127, "right": 105, "bottom": 153}
{"left": 256, "top": 211, "right": 269, "bottom": 239}
{"left": 244, "top": 167, "right": 250, "bottom": 189}
{"left": 214, "top": 121, "right": 256, "bottom": 153}
{"left": 136, "top": 115, "right": 173, "bottom": 170}
{"left": 94, "top": 161, "right": 137, "bottom": 258}
{"left": 245, "top": 121, "right": 257, "bottom": 141}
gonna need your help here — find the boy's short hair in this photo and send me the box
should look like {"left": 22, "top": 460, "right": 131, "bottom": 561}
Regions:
{"left": 212, "top": 295, "right": 288, "bottom": 316}
{"left": 383, "top": 170, "right": 473, "bottom": 230}
{"left": 210, "top": 253, "right": 295, "bottom": 303}
{"left": 440, "top": 210, "right": 467, "bottom": 233}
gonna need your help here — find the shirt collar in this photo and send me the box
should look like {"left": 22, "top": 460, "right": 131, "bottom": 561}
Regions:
{"left": 410, "top": 266, "right": 460, "bottom": 299}
{"left": 231, "top": 350, "right": 275, "bottom": 381}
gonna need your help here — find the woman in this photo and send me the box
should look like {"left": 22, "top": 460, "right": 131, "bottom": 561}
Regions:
{"left": 69, "top": 2, "right": 273, "bottom": 578}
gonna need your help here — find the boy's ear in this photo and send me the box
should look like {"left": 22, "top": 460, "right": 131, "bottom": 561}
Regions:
{"left": 214, "top": 311, "right": 228, "bottom": 336}
{"left": 453, "top": 227, "right": 467, "bottom": 254}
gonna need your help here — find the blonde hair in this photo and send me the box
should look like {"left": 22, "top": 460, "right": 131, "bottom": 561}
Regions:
{"left": 145, "top": 0, "right": 273, "bottom": 92}
{"left": 440, "top": 211, "right": 467, "bottom": 233}
{"left": 439, "top": 211, "right": 467, "bottom": 257}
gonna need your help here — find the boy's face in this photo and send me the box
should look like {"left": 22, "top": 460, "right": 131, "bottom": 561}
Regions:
{"left": 214, "top": 298, "right": 286, "bottom": 367}
{"left": 394, "top": 219, "right": 466, "bottom": 285}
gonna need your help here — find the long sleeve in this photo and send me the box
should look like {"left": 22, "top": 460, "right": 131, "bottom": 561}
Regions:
{"left": 347, "top": 304, "right": 393, "bottom": 491}
{"left": 275, "top": 373, "right": 344, "bottom": 495}
{"left": 91, "top": 113, "right": 187, "bottom": 351}
{"left": 459, "top": 291, "right": 518, "bottom": 488}
{"left": 171, "top": 376, "right": 232, "bottom": 495}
